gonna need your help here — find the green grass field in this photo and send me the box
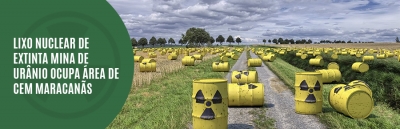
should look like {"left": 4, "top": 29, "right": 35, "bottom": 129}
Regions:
{"left": 108, "top": 49, "right": 240, "bottom": 129}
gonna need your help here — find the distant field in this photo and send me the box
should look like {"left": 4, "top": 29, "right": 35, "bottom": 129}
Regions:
{"left": 259, "top": 43, "right": 400, "bottom": 50}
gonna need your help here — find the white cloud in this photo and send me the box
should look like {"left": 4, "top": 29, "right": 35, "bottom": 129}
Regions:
{"left": 107, "top": 0, "right": 400, "bottom": 42}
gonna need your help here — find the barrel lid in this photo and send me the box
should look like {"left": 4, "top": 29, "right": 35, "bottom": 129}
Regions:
{"left": 347, "top": 90, "right": 374, "bottom": 119}
{"left": 193, "top": 79, "right": 227, "bottom": 83}
{"left": 328, "top": 62, "right": 340, "bottom": 70}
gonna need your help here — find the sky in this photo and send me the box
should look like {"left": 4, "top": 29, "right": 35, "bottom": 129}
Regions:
{"left": 107, "top": 0, "right": 400, "bottom": 43}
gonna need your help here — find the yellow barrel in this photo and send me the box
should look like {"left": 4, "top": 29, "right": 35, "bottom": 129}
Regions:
{"left": 296, "top": 53, "right": 303, "bottom": 57}
{"left": 331, "top": 54, "right": 338, "bottom": 59}
{"left": 149, "top": 53, "right": 157, "bottom": 58}
{"left": 184, "top": 53, "right": 189, "bottom": 56}
{"left": 398, "top": 55, "right": 400, "bottom": 62}
{"left": 192, "top": 79, "right": 228, "bottom": 129}
{"left": 225, "top": 52, "right": 232, "bottom": 57}
{"left": 355, "top": 53, "right": 362, "bottom": 58}
{"left": 315, "top": 55, "right": 323, "bottom": 59}
{"left": 347, "top": 80, "right": 372, "bottom": 96}
{"left": 134, "top": 56, "right": 144, "bottom": 62}
{"left": 262, "top": 54, "right": 276, "bottom": 62}
{"left": 327, "top": 62, "right": 339, "bottom": 70}
{"left": 168, "top": 53, "right": 178, "bottom": 60}
{"left": 294, "top": 72, "right": 323, "bottom": 114}
{"left": 231, "top": 71, "right": 258, "bottom": 84}
{"left": 301, "top": 54, "right": 308, "bottom": 59}
{"left": 328, "top": 84, "right": 374, "bottom": 119}
{"left": 387, "top": 52, "right": 394, "bottom": 57}
{"left": 220, "top": 56, "right": 229, "bottom": 62}
{"left": 160, "top": 51, "right": 166, "bottom": 55}
{"left": 212, "top": 62, "right": 230, "bottom": 72}
{"left": 182, "top": 56, "right": 195, "bottom": 66}
{"left": 141, "top": 58, "right": 156, "bottom": 63}
{"left": 231, "top": 54, "right": 239, "bottom": 60}
{"left": 362, "top": 56, "right": 374, "bottom": 62}
{"left": 376, "top": 54, "right": 386, "bottom": 59}
{"left": 315, "top": 69, "right": 341, "bottom": 83}
{"left": 139, "top": 62, "right": 156, "bottom": 72}
{"left": 351, "top": 62, "right": 369, "bottom": 73}
{"left": 309, "top": 58, "right": 324, "bottom": 66}
{"left": 193, "top": 54, "right": 203, "bottom": 60}
{"left": 247, "top": 58, "right": 262, "bottom": 67}
{"left": 228, "top": 83, "right": 264, "bottom": 106}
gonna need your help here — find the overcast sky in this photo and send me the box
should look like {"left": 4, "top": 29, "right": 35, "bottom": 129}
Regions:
{"left": 107, "top": 0, "right": 400, "bottom": 43}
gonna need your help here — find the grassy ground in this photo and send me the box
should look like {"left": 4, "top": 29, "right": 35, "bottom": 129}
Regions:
{"left": 259, "top": 53, "right": 400, "bottom": 129}
{"left": 108, "top": 50, "right": 240, "bottom": 129}
{"left": 246, "top": 48, "right": 276, "bottom": 129}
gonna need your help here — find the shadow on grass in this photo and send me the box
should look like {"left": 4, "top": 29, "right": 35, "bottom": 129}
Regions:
{"left": 228, "top": 124, "right": 254, "bottom": 129}
{"left": 228, "top": 103, "right": 274, "bottom": 109}
{"left": 322, "top": 107, "right": 336, "bottom": 113}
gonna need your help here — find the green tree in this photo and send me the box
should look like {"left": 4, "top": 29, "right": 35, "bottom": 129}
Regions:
{"left": 131, "top": 38, "right": 137, "bottom": 47}
{"left": 216, "top": 35, "right": 225, "bottom": 45}
{"left": 396, "top": 37, "right": 399, "bottom": 43}
{"left": 168, "top": 38, "right": 175, "bottom": 45}
{"left": 283, "top": 39, "right": 289, "bottom": 44}
{"left": 138, "top": 37, "right": 148, "bottom": 48}
{"left": 235, "top": 37, "right": 242, "bottom": 45}
{"left": 263, "top": 39, "right": 266, "bottom": 45}
{"left": 162, "top": 38, "right": 167, "bottom": 47}
{"left": 179, "top": 39, "right": 184, "bottom": 46}
{"left": 295, "top": 40, "right": 301, "bottom": 44}
{"left": 209, "top": 36, "right": 215, "bottom": 44}
{"left": 268, "top": 39, "right": 271, "bottom": 44}
{"left": 301, "top": 39, "right": 307, "bottom": 44}
{"left": 226, "top": 35, "right": 234, "bottom": 45}
{"left": 307, "top": 39, "right": 312, "bottom": 44}
{"left": 157, "top": 37, "right": 163, "bottom": 47}
{"left": 290, "top": 39, "right": 294, "bottom": 44}
{"left": 278, "top": 38, "right": 283, "bottom": 44}
{"left": 149, "top": 36, "right": 157, "bottom": 47}
{"left": 181, "top": 27, "right": 211, "bottom": 47}
{"left": 272, "top": 38, "right": 277, "bottom": 44}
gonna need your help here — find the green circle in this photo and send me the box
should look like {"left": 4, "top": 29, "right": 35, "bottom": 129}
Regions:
{"left": 19, "top": 11, "right": 121, "bottom": 119}
{"left": 0, "top": 0, "right": 133, "bottom": 128}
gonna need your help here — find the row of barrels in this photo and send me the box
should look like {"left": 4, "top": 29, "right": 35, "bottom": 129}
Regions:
{"left": 191, "top": 70, "right": 264, "bottom": 128}
{"left": 252, "top": 47, "right": 400, "bottom": 62}
{"left": 135, "top": 48, "right": 244, "bottom": 72}
{"left": 295, "top": 72, "right": 374, "bottom": 119}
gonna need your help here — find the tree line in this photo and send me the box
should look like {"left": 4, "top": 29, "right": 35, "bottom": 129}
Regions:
{"left": 131, "top": 27, "right": 379, "bottom": 48}
{"left": 261, "top": 38, "right": 375, "bottom": 45}
{"left": 131, "top": 27, "right": 243, "bottom": 48}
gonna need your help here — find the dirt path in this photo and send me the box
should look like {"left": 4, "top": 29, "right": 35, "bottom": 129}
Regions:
{"left": 249, "top": 51, "right": 326, "bottom": 129}
{"left": 225, "top": 49, "right": 255, "bottom": 129}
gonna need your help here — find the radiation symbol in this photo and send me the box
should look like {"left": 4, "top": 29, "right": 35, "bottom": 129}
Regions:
{"left": 248, "top": 83, "right": 258, "bottom": 89}
{"left": 234, "top": 71, "right": 249, "bottom": 80}
{"left": 300, "top": 80, "right": 321, "bottom": 103}
{"left": 195, "top": 90, "right": 222, "bottom": 120}
{"left": 333, "top": 86, "right": 342, "bottom": 94}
